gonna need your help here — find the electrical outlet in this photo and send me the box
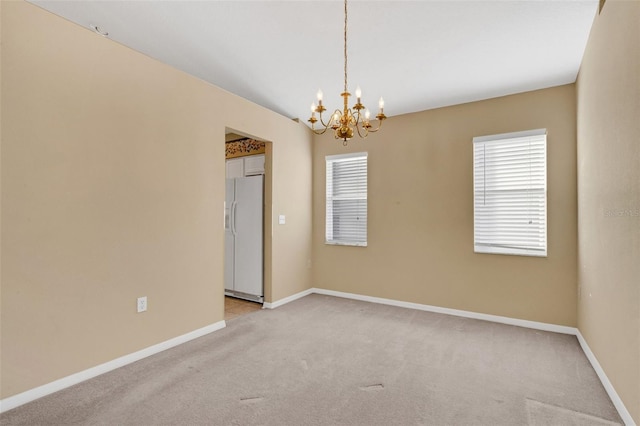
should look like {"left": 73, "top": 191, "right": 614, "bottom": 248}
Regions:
{"left": 137, "top": 296, "right": 147, "bottom": 313}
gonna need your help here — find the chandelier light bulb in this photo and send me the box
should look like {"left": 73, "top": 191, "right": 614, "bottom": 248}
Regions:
{"left": 317, "top": 89, "right": 323, "bottom": 102}
{"left": 378, "top": 97, "right": 385, "bottom": 110}
{"left": 355, "top": 86, "right": 362, "bottom": 99}
{"left": 365, "top": 109, "right": 371, "bottom": 120}
{"left": 311, "top": 102, "right": 317, "bottom": 112}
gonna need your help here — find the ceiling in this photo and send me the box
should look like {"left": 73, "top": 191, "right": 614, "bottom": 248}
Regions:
{"left": 29, "top": 1, "right": 598, "bottom": 123}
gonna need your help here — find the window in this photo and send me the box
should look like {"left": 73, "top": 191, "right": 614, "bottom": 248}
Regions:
{"left": 326, "top": 152, "right": 368, "bottom": 246}
{"left": 473, "top": 129, "right": 547, "bottom": 257}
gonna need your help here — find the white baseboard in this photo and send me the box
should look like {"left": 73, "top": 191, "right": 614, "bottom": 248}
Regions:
{"left": 0, "top": 320, "right": 226, "bottom": 414}
{"left": 576, "top": 331, "right": 636, "bottom": 426}
{"left": 312, "top": 288, "right": 577, "bottom": 335}
{"left": 262, "top": 288, "right": 314, "bottom": 309}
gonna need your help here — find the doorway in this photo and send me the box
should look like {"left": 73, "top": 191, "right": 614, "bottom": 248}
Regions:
{"left": 223, "top": 130, "right": 272, "bottom": 319}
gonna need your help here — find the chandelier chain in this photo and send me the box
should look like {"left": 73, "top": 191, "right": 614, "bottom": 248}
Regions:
{"left": 344, "top": 0, "right": 348, "bottom": 93}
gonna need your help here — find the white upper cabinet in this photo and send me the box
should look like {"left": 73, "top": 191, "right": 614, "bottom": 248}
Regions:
{"left": 244, "top": 155, "right": 265, "bottom": 176}
{"left": 226, "top": 158, "right": 244, "bottom": 179}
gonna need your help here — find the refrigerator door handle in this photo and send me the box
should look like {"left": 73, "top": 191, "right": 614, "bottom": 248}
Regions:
{"left": 231, "top": 200, "right": 238, "bottom": 236}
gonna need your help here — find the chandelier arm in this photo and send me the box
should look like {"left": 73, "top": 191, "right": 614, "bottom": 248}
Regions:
{"left": 311, "top": 126, "right": 331, "bottom": 136}
{"left": 355, "top": 121, "right": 368, "bottom": 138}
{"left": 351, "top": 108, "right": 360, "bottom": 126}
{"left": 366, "top": 120, "right": 384, "bottom": 133}
{"left": 347, "top": 109, "right": 357, "bottom": 126}
{"left": 352, "top": 110, "right": 368, "bottom": 138}
{"left": 317, "top": 110, "right": 333, "bottom": 128}
{"left": 317, "top": 108, "right": 344, "bottom": 129}
{"left": 317, "top": 111, "right": 332, "bottom": 128}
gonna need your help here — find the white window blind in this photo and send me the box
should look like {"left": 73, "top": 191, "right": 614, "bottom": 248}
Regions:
{"left": 473, "top": 129, "right": 547, "bottom": 257}
{"left": 326, "top": 152, "right": 367, "bottom": 246}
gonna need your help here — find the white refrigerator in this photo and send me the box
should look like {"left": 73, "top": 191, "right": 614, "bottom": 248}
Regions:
{"left": 225, "top": 175, "right": 264, "bottom": 302}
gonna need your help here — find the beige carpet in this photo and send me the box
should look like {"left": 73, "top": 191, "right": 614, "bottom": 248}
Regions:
{"left": 1, "top": 294, "right": 623, "bottom": 425}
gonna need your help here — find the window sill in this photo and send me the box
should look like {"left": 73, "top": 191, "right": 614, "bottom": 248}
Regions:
{"left": 474, "top": 246, "right": 547, "bottom": 257}
{"left": 325, "top": 241, "right": 367, "bottom": 247}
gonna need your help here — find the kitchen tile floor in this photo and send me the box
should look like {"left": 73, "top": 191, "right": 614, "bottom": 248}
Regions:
{"left": 225, "top": 296, "right": 262, "bottom": 320}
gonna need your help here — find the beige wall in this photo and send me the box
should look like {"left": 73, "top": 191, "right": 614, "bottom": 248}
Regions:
{"left": 0, "top": 1, "right": 312, "bottom": 399}
{"left": 313, "top": 85, "right": 578, "bottom": 326}
{"left": 576, "top": 0, "right": 640, "bottom": 423}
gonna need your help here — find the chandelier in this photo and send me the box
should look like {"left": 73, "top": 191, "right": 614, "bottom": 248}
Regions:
{"left": 308, "top": 0, "right": 386, "bottom": 144}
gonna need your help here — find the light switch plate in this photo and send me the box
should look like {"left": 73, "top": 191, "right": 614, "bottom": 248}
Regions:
{"left": 278, "top": 215, "right": 286, "bottom": 225}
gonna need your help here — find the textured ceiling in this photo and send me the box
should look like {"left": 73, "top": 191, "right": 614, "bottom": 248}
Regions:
{"left": 29, "top": 0, "right": 598, "bottom": 123}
